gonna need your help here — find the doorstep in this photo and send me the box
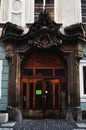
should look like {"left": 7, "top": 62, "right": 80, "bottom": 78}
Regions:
{"left": 0, "top": 122, "right": 16, "bottom": 130}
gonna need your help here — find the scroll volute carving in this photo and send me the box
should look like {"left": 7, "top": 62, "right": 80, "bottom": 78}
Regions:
{"left": 5, "top": 43, "right": 15, "bottom": 63}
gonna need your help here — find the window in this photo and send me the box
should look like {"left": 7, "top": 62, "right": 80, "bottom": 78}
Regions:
{"left": 35, "top": 0, "right": 42, "bottom": 21}
{"left": 36, "top": 69, "right": 53, "bottom": 76}
{"left": 23, "top": 69, "right": 33, "bottom": 76}
{"left": 80, "top": 60, "right": 86, "bottom": 102}
{"left": 35, "top": 0, "right": 54, "bottom": 21}
{"left": 46, "top": 0, "right": 54, "bottom": 20}
{"left": 81, "top": 0, "right": 86, "bottom": 23}
{"left": 83, "top": 66, "right": 86, "bottom": 94}
{"left": 0, "top": 60, "right": 3, "bottom": 99}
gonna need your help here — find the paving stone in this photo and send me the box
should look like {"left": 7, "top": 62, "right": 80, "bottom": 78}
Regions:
{"left": 74, "top": 129, "right": 85, "bottom": 130}
{"left": 13, "top": 119, "right": 78, "bottom": 130}
{"left": 76, "top": 123, "right": 86, "bottom": 128}
{"left": 1, "top": 119, "right": 86, "bottom": 130}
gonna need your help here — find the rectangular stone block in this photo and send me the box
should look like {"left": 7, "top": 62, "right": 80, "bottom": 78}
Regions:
{"left": 0, "top": 113, "right": 8, "bottom": 123}
{"left": 0, "top": 128, "right": 13, "bottom": 130}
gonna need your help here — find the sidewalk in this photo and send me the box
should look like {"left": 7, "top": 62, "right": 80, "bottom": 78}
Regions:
{"left": 0, "top": 119, "right": 86, "bottom": 130}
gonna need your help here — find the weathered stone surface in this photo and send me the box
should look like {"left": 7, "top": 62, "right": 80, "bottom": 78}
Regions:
{"left": 65, "top": 109, "right": 74, "bottom": 122}
{"left": 13, "top": 109, "right": 22, "bottom": 122}
{"left": 0, "top": 113, "right": 8, "bottom": 123}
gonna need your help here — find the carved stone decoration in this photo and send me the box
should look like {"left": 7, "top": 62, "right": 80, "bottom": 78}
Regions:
{"left": 13, "top": 0, "right": 22, "bottom": 12}
{"left": 28, "top": 10, "right": 63, "bottom": 48}
{"left": 5, "top": 43, "right": 14, "bottom": 63}
{"left": 0, "top": 11, "right": 85, "bottom": 48}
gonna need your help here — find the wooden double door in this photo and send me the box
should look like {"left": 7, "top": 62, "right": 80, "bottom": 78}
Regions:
{"left": 21, "top": 78, "right": 61, "bottom": 110}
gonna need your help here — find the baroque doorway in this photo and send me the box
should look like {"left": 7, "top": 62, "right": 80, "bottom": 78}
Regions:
{"left": 21, "top": 49, "right": 68, "bottom": 118}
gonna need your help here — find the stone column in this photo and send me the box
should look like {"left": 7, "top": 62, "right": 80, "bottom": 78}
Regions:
{"left": 66, "top": 52, "right": 74, "bottom": 108}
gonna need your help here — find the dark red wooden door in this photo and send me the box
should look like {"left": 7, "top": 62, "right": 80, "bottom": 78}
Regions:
{"left": 21, "top": 49, "right": 67, "bottom": 113}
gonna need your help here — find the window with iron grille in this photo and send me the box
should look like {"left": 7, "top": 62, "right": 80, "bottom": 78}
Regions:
{"left": 35, "top": 0, "right": 54, "bottom": 21}
{"left": 81, "top": 0, "right": 86, "bottom": 23}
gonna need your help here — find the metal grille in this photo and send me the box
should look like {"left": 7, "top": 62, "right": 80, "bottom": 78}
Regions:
{"left": 81, "top": 0, "right": 86, "bottom": 23}
{"left": 35, "top": 0, "right": 54, "bottom": 21}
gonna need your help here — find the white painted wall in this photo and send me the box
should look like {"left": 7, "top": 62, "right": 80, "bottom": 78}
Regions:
{"left": 55, "top": 0, "right": 82, "bottom": 26}
{"left": 25, "top": 0, "right": 34, "bottom": 24}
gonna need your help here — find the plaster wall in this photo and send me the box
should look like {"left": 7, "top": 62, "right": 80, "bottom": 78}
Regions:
{"left": 81, "top": 102, "right": 86, "bottom": 110}
{"left": 59, "top": 0, "right": 82, "bottom": 26}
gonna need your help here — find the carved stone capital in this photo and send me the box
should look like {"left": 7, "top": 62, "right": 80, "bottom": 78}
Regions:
{"left": 5, "top": 44, "right": 15, "bottom": 63}
{"left": 74, "top": 50, "right": 83, "bottom": 60}
{"left": 74, "top": 41, "right": 83, "bottom": 60}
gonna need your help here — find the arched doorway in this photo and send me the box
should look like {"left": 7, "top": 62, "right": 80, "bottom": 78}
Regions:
{"left": 21, "top": 49, "right": 68, "bottom": 118}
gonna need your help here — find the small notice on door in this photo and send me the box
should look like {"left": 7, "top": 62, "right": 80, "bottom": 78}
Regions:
{"left": 36, "top": 90, "right": 42, "bottom": 95}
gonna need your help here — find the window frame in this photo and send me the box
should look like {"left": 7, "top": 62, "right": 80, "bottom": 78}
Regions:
{"left": 34, "top": 0, "right": 54, "bottom": 21}
{"left": 81, "top": 0, "right": 86, "bottom": 23}
{"left": 80, "top": 60, "right": 86, "bottom": 102}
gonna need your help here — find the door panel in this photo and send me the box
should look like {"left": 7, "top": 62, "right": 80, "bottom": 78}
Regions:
{"left": 55, "top": 83, "right": 59, "bottom": 108}
{"left": 29, "top": 83, "right": 33, "bottom": 109}
{"left": 50, "top": 79, "right": 61, "bottom": 109}
{"left": 35, "top": 80, "right": 43, "bottom": 109}
{"left": 46, "top": 81, "right": 53, "bottom": 109}
{"left": 21, "top": 79, "right": 61, "bottom": 110}
{"left": 22, "top": 82, "right": 27, "bottom": 109}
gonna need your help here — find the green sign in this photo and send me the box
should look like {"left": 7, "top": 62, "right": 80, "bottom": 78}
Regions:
{"left": 36, "top": 90, "right": 42, "bottom": 95}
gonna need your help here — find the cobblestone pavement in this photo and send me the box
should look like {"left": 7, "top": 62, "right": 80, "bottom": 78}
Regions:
{"left": 13, "top": 119, "right": 78, "bottom": 130}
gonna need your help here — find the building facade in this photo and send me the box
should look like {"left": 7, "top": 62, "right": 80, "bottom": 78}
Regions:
{"left": 0, "top": 0, "right": 86, "bottom": 120}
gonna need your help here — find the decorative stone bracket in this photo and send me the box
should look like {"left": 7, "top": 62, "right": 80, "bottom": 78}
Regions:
{"left": 5, "top": 44, "right": 15, "bottom": 64}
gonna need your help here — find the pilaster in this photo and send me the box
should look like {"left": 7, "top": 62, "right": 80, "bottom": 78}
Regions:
{"left": 5, "top": 43, "right": 16, "bottom": 108}
{"left": 71, "top": 41, "right": 83, "bottom": 120}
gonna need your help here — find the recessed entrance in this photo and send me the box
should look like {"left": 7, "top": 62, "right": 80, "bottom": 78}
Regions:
{"left": 21, "top": 49, "right": 67, "bottom": 118}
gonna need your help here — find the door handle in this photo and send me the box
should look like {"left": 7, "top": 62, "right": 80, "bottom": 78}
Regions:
{"left": 42, "top": 95, "right": 46, "bottom": 98}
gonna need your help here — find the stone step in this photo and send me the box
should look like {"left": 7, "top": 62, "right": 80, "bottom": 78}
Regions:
{"left": 0, "top": 128, "right": 13, "bottom": 130}
{"left": 74, "top": 129, "right": 86, "bottom": 130}
{"left": 0, "top": 122, "right": 16, "bottom": 130}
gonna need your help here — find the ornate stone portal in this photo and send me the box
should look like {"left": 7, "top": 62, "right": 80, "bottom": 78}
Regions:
{"left": 0, "top": 10, "right": 86, "bottom": 120}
